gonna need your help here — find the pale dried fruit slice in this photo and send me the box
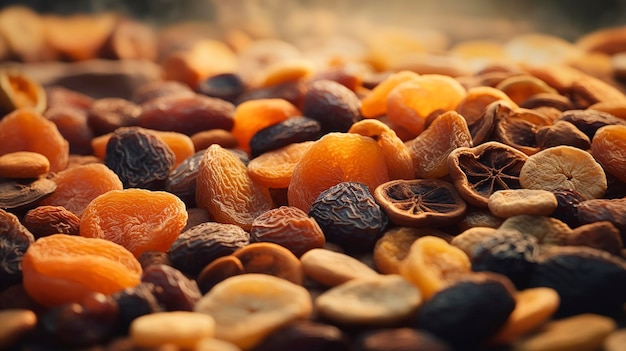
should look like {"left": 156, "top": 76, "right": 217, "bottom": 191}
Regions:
{"left": 399, "top": 236, "right": 471, "bottom": 300}
{"left": 488, "top": 189, "right": 558, "bottom": 218}
{"left": 519, "top": 145, "right": 607, "bottom": 200}
{"left": 300, "top": 248, "right": 379, "bottom": 287}
{"left": 450, "top": 227, "right": 500, "bottom": 257}
{"left": 490, "top": 287, "right": 560, "bottom": 345}
{"left": 130, "top": 311, "right": 215, "bottom": 349}
{"left": 194, "top": 274, "right": 312, "bottom": 350}
{"left": 315, "top": 275, "right": 422, "bottom": 326}
{"left": 499, "top": 215, "right": 572, "bottom": 246}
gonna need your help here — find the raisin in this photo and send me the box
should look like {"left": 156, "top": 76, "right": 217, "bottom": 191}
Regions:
{"left": 197, "top": 73, "right": 245, "bottom": 103}
{"left": 40, "top": 293, "right": 119, "bottom": 348}
{"left": 23, "top": 205, "right": 80, "bottom": 238}
{"left": 104, "top": 127, "right": 175, "bottom": 189}
{"left": 308, "top": 182, "right": 388, "bottom": 254}
{"left": 112, "top": 283, "right": 162, "bottom": 334}
{"left": 528, "top": 246, "right": 626, "bottom": 318}
{"left": 165, "top": 150, "right": 205, "bottom": 207}
{"left": 141, "top": 264, "right": 202, "bottom": 312}
{"left": 0, "top": 209, "right": 35, "bottom": 290}
{"left": 249, "top": 116, "right": 321, "bottom": 157}
{"left": 167, "top": 221, "right": 250, "bottom": 277}
{"left": 302, "top": 80, "right": 362, "bottom": 133}
{"left": 470, "top": 229, "right": 540, "bottom": 289}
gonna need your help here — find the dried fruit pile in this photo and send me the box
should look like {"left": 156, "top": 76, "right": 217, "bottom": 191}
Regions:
{"left": 1, "top": 4, "right": 626, "bottom": 351}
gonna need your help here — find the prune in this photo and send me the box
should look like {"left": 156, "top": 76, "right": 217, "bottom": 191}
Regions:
{"left": 104, "top": 127, "right": 175, "bottom": 189}
{"left": 415, "top": 273, "right": 516, "bottom": 349}
{"left": 165, "top": 150, "right": 205, "bottom": 207}
{"left": 112, "top": 283, "right": 162, "bottom": 333}
{"left": 309, "top": 182, "right": 388, "bottom": 253}
{"left": 167, "top": 221, "right": 251, "bottom": 277}
{"left": 40, "top": 293, "right": 119, "bottom": 348}
{"left": 251, "top": 321, "right": 351, "bottom": 351}
{"left": 197, "top": 73, "right": 245, "bottom": 102}
{"left": 354, "top": 328, "right": 451, "bottom": 351}
{"left": 556, "top": 109, "right": 626, "bottom": 140}
{"left": 550, "top": 188, "right": 587, "bottom": 228}
{"left": 141, "top": 264, "right": 202, "bottom": 312}
{"left": 236, "top": 80, "right": 306, "bottom": 108}
{"left": 138, "top": 94, "right": 235, "bottom": 135}
{"left": 0, "top": 209, "right": 34, "bottom": 290}
{"left": 23, "top": 205, "right": 80, "bottom": 238}
{"left": 528, "top": 246, "right": 626, "bottom": 317}
{"left": 87, "top": 97, "right": 142, "bottom": 135}
{"left": 577, "top": 198, "right": 626, "bottom": 243}
{"left": 471, "top": 229, "right": 540, "bottom": 289}
{"left": 249, "top": 116, "right": 321, "bottom": 157}
{"left": 302, "top": 80, "right": 362, "bottom": 133}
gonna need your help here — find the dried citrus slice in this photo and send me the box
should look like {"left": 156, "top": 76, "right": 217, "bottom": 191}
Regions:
{"left": 374, "top": 179, "right": 467, "bottom": 227}
{"left": 519, "top": 145, "right": 607, "bottom": 200}
{"left": 22, "top": 234, "right": 141, "bottom": 307}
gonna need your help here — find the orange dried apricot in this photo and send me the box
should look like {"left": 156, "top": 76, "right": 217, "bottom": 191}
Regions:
{"left": 360, "top": 70, "right": 420, "bottom": 118}
{"left": 80, "top": 189, "right": 188, "bottom": 257}
{"left": 386, "top": 74, "right": 466, "bottom": 138}
{"left": 38, "top": 163, "right": 123, "bottom": 217}
{"left": 0, "top": 108, "right": 69, "bottom": 172}
{"left": 247, "top": 141, "right": 314, "bottom": 189}
{"left": 230, "top": 98, "right": 301, "bottom": 154}
{"left": 405, "top": 110, "right": 472, "bottom": 179}
{"left": 288, "top": 132, "right": 390, "bottom": 212}
{"left": 591, "top": 125, "right": 626, "bottom": 183}
{"left": 196, "top": 144, "right": 274, "bottom": 230}
{"left": 22, "top": 233, "right": 142, "bottom": 307}
{"left": 347, "top": 119, "right": 414, "bottom": 180}
{"left": 455, "top": 86, "right": 518, "bottom": 126}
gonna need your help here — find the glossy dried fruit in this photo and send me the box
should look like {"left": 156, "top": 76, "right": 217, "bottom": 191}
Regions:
{"left": 87, "top": 97, "right": 142, "bottom": 135}
{"left": 250, "top": 206, "right": 325, "bottom": 257}
{"left": 309, "top": 182, "right": 388, "bottom": 253}
{"left": 104, "top": 127, "right": 175, "bottom": 189}
{"left": 0, "top": 208, "right": 34, "bottom": 290}
{"left": 196, "top": 144, "right": 274, "bottom": 231}
{"left": 23, "top": 205, "right": 80, "bottom": 238}
{"left": 519, "top": 145, "right": 607, "bottom": 200}
{"left": 447, "top": 141, "right": 528, "bottom": 208}
{"left": 374, "top": 179, "right": 467, "bottom": 228}
{"left": 138, "top": 94, "right": 235, "bottom": 136}
{"left": 591, "top": 124, "right": 626, "bottom": 183}
{"left": 80, "top": 188, "right": 188, "bottom": 258}
{"left": 22, "top": 234, "right": 142, "bottom": 307}
{"left": 197, "top": 73, "right": 245, "bottom": 103}
{"left": 0, "top": 108, "right": 69, "bottom": 172}
{"left": 232, "top": 242, "right": 304, "bottom": 285}
{"left": 405, "top": 110, "right": 472, "bottom": 179}
{"left": 111, "top": 283, "right": 162, "bottom": 333}
{"left": 165, "top": 150, "right": 204, "bottom": 207}
{"left": 37, "top": 163, "right": 123, "bottom": 217}
{"left": 168, "top": 221, "right": 250, "bottom": 277}
{"left": 399, "top": 236, "right": 471, "bottom": 300}
{"left": 141, "top": 264, "right": 202, "bottom": 312}
{"left": 249, "top": 116, "right": 321, "bottom": 158}
{"left": 302, "top": 79, "right": 361, "bottom": 133}
{"left": 288, "top": 133, "right": 390, "bottom": 212}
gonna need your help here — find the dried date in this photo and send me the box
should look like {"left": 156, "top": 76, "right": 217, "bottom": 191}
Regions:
{"left": 141, "top": 264, "right": 202, "bottom": 312}
{"left": 302, "top": 80, "right": 362, "bottom": 133}
{"left": 249, "top": 116, "right": 321, "bottom": 157}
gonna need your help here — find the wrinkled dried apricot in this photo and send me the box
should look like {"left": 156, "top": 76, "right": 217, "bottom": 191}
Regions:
{"left": 37, "top": 163, "right": 123, "bottom": 217}
{"left": 386, "top": 74, "right": 466, "bottom": 138}
{"left": 80, "top": 189, "right": 188, "bottom": 257}
{"left": 591, "top": 125, "right": 626, "bottom": 183}
{"left": 22, "top": 234, "right": 142, "bottom": 307}
{"left": 405, "top": 110, "right": 472, "bottom": 179}
{"left": 247, "top": 141, "right": 314, "bottom": 189}
{"left": 360, "top": 70, "right": 420, "bottom": 118}
{"left": 288, "top": 133, "right": 390, "bottom": 212}
{"left": 0, "top": 108, "right": 69, "bottom": 172}
{"left": 231, "top": 98, "right": 301, "bottom": 154}
{"left": 196, "top": 144, "right": 274, "bottom": 230}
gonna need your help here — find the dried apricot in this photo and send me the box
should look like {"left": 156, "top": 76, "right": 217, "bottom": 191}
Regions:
{"left": 80, "top": 189, "right": 188, "bottom": 257}
{"left": 519, "top": 145, "right": 607, "bottom": 200}
{"left": 405, "top": 110, "right": 472, "bottom": 179}
{"left": 231, "top": 98, "right": 301, "bottom": 154}
{"left": 360, "top": 70, "right": 420, "bottom": 118}
{"left": 37, "top": 163, "right": 123, "bottom": 217}
{"left": 22, "top": 234, "right": 142, "bottom": 307}
{"left": 591, "top": 125, "right": 626, "bottom": 183}
{"left": 288, "top": 133, "right": 390, "bottom": 212}
{"left": 0, "top": 108, "right": 69, "bottom": 172}
{"left": 196, "top": 144, "right": 274, "bottom": 231}
{"left": 386, "top": 74, "right": 466, "bottom": 138}
{"left": 247, "top": 141, "right": 315, "bottom": 189}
